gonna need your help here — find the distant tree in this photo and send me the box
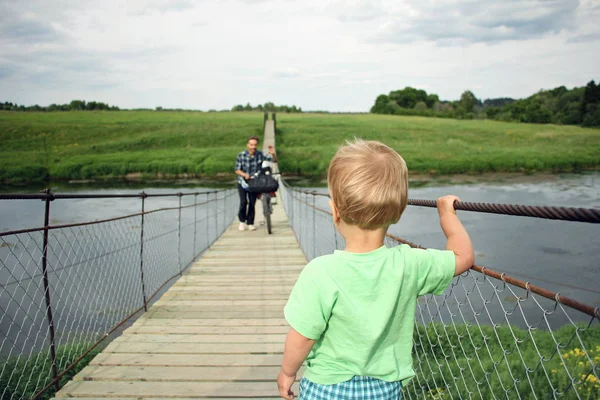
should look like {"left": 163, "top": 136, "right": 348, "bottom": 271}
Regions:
{"left": 371, "top": 94, "right": 390, "bottom": 113}
{"left": 523, "top": 99, "right": 552, "bottom": 123}
{"left": 425, "top": 94, "right": 439, "bottom": 108}
{"left": 458, "top": 91, "right": 478, "bottom": 113}
{"left": 581, "top": 80, "right": 600, "bottom": 126}
{"left": 70, "top": 100, "right": 85, "bottom": 110}
{"left": 582, "top": 104, "right": 600, "bottom": 126}
{"left": 414, "top": 101, "right": 428, "bottom": 111}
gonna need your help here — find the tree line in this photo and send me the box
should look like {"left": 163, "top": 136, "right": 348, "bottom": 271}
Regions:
{"left": 0, "top": 100, "right": 303, "bottom": 113}
{"left": 231, "top": 102, "right": 302, "bottom": 113}
{"left": 370, "top": 81, "right": 600, "bottom": 127}
{"left": 0, "top": 100, "right": 120, "bottom": 112}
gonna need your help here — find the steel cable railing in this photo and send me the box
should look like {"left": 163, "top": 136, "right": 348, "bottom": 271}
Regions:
{"left": 0, "top": 189, "right": 237, "bottom": 399}
{"left": 279, "top": 180, "right": 600, "bottom": 399}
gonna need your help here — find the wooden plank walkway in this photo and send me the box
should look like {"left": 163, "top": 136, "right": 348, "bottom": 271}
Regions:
{"left": 55, "top": 202, "right": 304, "bottom": 399}
{"left": 55, "top": 120, "right": 306, "bottom": 398}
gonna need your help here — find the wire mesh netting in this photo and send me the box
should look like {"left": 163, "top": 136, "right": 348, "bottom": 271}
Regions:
{"left": 0, "top": 189, "right": 237, "bottom": 399}
{"left": 280, "top": 183, "right": 600, "bottom": 400}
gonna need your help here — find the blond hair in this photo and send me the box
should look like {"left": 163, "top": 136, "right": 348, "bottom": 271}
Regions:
{"left": 327, "top": 139, "right": 408, "bottom": 229}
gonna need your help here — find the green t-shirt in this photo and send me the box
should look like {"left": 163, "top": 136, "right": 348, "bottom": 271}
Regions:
{"left": 284, "top": 244, "right": 455, "bottom": 385}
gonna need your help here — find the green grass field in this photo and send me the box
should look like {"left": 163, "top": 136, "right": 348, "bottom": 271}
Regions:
{"left": 275, "top": 113, "right": 600, "bottom": 177}
{"left": 1, "top": 111, "right": 599, "bottom": 184}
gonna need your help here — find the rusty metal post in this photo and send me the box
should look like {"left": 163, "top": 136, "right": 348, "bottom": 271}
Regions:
{"left": 178, "top": 193, "right": 183, "bottom": 274}
{"left": 41, "top": 189, "right": 59, "bottom": 392}
{"left": 193, "top": 193, "right": 198, "bottom": 259}
{"left": 312, "top": 194, "right": 316, "bottom": 260}
{"left": 139, "top": 192, "right": 148, "bottom": 312}
{"left": 205, "top": 192, "right": 209, "bottom": 250}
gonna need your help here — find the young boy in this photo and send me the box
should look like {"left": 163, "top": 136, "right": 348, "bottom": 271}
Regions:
{"left": 277, "top": 140, "right": 474, "bottom": 399}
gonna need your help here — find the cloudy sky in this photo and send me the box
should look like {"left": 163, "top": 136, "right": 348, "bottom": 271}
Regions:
{"left": 1, "top": 0, "right": 599, "bottom": 111}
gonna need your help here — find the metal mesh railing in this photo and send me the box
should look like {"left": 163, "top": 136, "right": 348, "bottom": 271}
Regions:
{"left": 0, "top": 189, "right": 237, "bottom": 399}
{"left": 280, "top": 182, "right": 600, "bottom": 399}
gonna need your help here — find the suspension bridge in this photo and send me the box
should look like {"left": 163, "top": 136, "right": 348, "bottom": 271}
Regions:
{"left": 1, "top": 116, "right": 599, "bottom": 399}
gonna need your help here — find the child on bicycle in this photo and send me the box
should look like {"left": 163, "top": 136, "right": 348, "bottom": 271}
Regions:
{"left": 277, "top": 139, "right": 474, "bottom": 399}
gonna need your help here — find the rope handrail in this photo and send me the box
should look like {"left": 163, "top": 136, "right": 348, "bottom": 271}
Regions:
{"left": 284, "top": 185, "right": 600, "bottom": 318}
{"left": 286, "top": 185, "right": 600, "bottom": 224}
{"left": 0, "top": 188, "right": 227, "bottom": 201}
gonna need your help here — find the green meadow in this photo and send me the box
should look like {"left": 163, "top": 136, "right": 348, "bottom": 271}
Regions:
{"left": 1, "top": 111, "right": 599, "bottom": 185}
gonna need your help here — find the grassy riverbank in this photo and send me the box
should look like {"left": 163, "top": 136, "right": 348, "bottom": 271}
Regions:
{"left": 1, "top": 111, "right": 599, "bottom": 185}
{"left": 276, "top": 113, "right": 600, "bottom": 177}
{"left": 0, "top": 111, "right": 263, "bottom": 184}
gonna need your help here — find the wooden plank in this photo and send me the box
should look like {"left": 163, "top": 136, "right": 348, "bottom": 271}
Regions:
{"left": 145, "top": 311, "right": 284, "bottom": 319}
{"left": 173, "top": 278, "right": 297, "bottom": 286}
{"left": 114, "top": 334, "right": 286, "bottom": 343}
{"left": 130, "top": 318, "right": 287, "bottom": 327}
{"left": 201, "top": 250, "right": 305, "bottom": 257}
{"left": 180, "top": 274, "right": 300, "bottom": 280}
{"left": 103, "top": 342, "right": 283, "bottom": 354}
{"left": 177, "top": 276, "right": 299, "bottom": 282}
{"left": 124, "top": 325, "right": 289, "bottom": 335}
{"left": 149, "top": 305, "right": 284, "bottom": 312}
{"left": 153, "top": 299, "right": 287, "bottom": 307}
{"left": 184, "top": 269, "right": 303, "bottom": 275}
{"left": 74, "top": 365, "right": 302, "bottom": 382}
{"left": 168, "top": 283, "right": 293, "bottom": 289}
{"left": 90, "top": 353, "right": 283, "bottom": 367}
{"left": 159, "top": 294, "right": 289, "bottom": 300}
{"left": 56, "top": 381, "right": 286, "bottom": 398}
{"left": 192, "top": 258, "right": 306, "bottom": 265}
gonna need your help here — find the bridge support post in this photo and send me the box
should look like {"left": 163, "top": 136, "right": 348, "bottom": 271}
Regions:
{"left": 139, "top": 192, "right": 148, "bottom": 311}
{"left": 178, "top": 193, "right": 182, "bottom": 275}
{"left": 193, "top": 193, "right": 198, "bottom": 260}
{"left": 312, "top": 195, "right": 316, "bottom": 260}
{"left": 41, "top": 189, "right": 59, "bottom": 392}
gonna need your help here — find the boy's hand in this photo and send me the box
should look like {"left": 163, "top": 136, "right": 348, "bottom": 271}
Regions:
{"left": 437, "top": 195, "right": 460, "bottom": 217}
{"left": 277, "top": 369, "right": 296, "bottom": 399}
{"left": 268, "top": 145, "right": 276, "bottom": 155}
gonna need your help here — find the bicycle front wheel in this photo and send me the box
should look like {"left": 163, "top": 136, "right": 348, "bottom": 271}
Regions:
{"left": 262, "top": 195, "right": 272, "bottom": 234}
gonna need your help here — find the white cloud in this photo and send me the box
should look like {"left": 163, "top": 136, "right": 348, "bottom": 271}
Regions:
{"left": 0, "top": 0, "right": 598, "bottom": 111}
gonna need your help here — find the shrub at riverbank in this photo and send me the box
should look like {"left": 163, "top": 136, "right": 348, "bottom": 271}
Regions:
{"left": 1, "top": 111, "right": 599, "bottom": 184}
{"left": 412, "top": 322, "right": 600, "bottom": 398}
{"left": 1, "top": 342, "right": 102, "bottom": 399}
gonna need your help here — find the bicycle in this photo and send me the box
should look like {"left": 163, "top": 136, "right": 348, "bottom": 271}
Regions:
{"left": 246, "top": 162, "right": 280, "bottom": 235}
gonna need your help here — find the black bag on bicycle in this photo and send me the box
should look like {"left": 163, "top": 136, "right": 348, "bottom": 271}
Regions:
{"left": 247, "top": 174, "right": 279, "bottom": 193}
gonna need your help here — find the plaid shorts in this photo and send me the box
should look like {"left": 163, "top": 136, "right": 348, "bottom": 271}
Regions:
{"left": 299, "top": 376, "right": 402, "bottom": 400}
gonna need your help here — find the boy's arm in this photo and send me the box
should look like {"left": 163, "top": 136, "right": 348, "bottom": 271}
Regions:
{"left": 277, "top": 328, "right": 315, "bottom": 399}
{"left": 437, "top": 195, "right": 474, "bottom": 276}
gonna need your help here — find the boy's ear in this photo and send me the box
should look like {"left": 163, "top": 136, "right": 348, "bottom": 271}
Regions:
{"left": 328, "top": 199, "right": 341, "bottom": 224}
